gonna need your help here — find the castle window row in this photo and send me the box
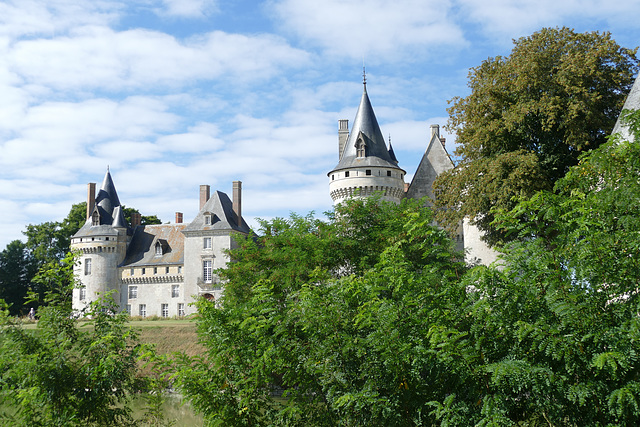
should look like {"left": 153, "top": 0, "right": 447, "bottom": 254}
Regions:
{"left": 126, "top": 266, "right": 183, "bottom": 277}
{"left": 125, "top": 303, "right": 185, "bottom": 318}
{"left": 331, "top": 169, "right": 403, "bottom": 180}
{"left": 127, "top": 284, "right": 181, "bottom": 300}
{"left": 73, "top": 237, "right": 112, "bottom": 243}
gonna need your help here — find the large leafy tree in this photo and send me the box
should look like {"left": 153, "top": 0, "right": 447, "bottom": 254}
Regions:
{"left": 173, "top": 198, "right": 467, "bottom": 426}
{"left": 434, "top": 27, "right": 638, "bottom": 245}
{"left": 429, "top": 110, "right": 640, "bottom": 425}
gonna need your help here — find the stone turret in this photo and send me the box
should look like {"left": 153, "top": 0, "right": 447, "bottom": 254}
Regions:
{"left": 328, "top": 76, "right": 406, "bottom": 205}
{"left": 71, "top": 168, "right": 129, "bottom": 312}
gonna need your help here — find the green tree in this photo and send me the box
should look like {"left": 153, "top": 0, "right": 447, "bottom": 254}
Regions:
{"left": 434, "top": 27, "right": 639, "bottom": 245}
{"left": 173, "top": 198, "right": 467, "bottom": 426}
{"left": 0, "top": 252, "right": 145, "bottom": 426}
{"left": 0, "top": 240, "right": 35, "bottom": 316}
{"left": 428, "top": 109, "right": 640, "bottom": 425}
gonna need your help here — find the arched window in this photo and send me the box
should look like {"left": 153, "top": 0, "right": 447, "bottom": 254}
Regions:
{"left": 155, "top": 242, "right": 163, "bottom": 256}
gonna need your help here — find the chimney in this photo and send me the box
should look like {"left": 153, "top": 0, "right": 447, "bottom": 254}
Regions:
{"left": 338, "top": 119, "right": 349, "bottom": 160}
{"left": 430, "top": 124, "right": 440, "bottom": 139}
{"left": 199, "top": 185, "right": 210, "bottom": 211}
{"left": 232, "top": 181, "right": 242, "bottom": 227}
{"left": 131, "top": 212, "right": 141, "bottom": 228}
{"left": 86, "top": 183, "right": 96, "bottom": 220}
{"left": 175, "top": 212, "right": 183, "bottom": 224}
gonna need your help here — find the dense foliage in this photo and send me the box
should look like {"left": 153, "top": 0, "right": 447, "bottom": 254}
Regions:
{"left": 434, "top": 27, "right": 638, "bottom": 245}
{"left": 0, "top": 253, "right": 144, "bottom": 426}
{"left": 174, "top": 110, "right": 640, "bottom": 425}
{"left": 173, "top": 198, "right": 467, "bottom": 426}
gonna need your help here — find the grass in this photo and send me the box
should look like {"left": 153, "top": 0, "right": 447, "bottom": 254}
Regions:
{"left": 19, "top": 317, "right": 204, "bottom": 357}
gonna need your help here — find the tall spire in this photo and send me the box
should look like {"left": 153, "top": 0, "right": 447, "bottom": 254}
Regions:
{"left": 95, "top": 168, "right": 122, "bottom": 225}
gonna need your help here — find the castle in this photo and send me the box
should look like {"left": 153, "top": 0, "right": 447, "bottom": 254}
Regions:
{"left": 71, "top": 177, "right": 250, "bottom": 317}
{"left": 70, "top": 78, "right": 499, "bottom": 316}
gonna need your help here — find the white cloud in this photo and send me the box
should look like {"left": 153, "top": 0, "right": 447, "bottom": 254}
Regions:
{"left": 270, "top": 0, "right": 467, "bottom": 60}
{"left": 456, "top": 0, "right": 640, "bottom": 40}
{"left": 8, "top": 26, "right": 310, "bottom": 91}
{"left": 0, "top": 0, "right": 122, "bottom": 37}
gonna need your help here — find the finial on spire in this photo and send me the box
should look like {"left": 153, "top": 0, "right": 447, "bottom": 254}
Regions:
{"left": 107, "top": 165, "right": 110, "bottom": 172}
{"left": 362, "top": 65, "right": 366, "bottom": 87}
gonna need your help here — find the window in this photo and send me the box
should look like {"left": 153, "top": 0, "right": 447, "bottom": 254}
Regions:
{"left": 153, "top": 267, "right": 158, "bottom": 275}
{"left": 332, "top": 174, "right": 334, "bottom": 180}
{"left": 155, "top": 243, "right": 163, "bottom": 256}
{"left": 177, "top": 303, "right": 185, "bottom": 317}
{"left": 387, "top": 171, "right": 391, "bottom": 176}
{"left": 366, "top": 169, "right": 371, "bottom": 176}
{"left": 130, "top": 268, "right": 134, "bottom": 276}
{"left": 204, "top": 214, "right": 211, "bottom": 225}
{"left": 203, "top": 237, "right": 212, "bottom": 249}
{"left": 84, "top": 258, "right": 91, "bottom": 275}
{"left": 171, "top": 285, "right": 180, "bottom": 298}
{"left": 345, "top": 171, "right": 350, "bottom": 178}
{"left": 125, "top": 304, "right": 131, "bottom": 315}
{"left": 79, "top": 287, "right": 86, "bottom": 301}
{"left": 165, "top": 266, "right": 170, "bottom": 274}
{"left": 178, "top": 266, "right": 182, "bottom": 274}
{"left": 139, "top": 304, "right": 146, "bottom": 318}
{"left": 141, "top": 268, "right": 146, "bottom": 275}
{"left": 203, "top": 260, "right": 213, "bottom": 283}
{"left": 92, "top": 211, "right": 99, "bottom": 226}
{"left": 161, "top": 303, "right": 169, "bottom": 318}
{"left": 128, "top": 286, "right": 138, "bottom": 299}
{"left": 356, "top": 139, "right": 366, "bottom": 157}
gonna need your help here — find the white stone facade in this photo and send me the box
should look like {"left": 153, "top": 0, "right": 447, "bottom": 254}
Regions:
{"left": 71, "top": 173, "right": 249, "bottom": 317}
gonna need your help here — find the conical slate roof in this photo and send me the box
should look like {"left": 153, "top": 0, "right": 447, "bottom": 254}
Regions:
{"left": 612, "top": 73, "right": 640, "bottom": 141}
{"left": 73, "top": 169, "right": 129, "bottom": 238}
{"left": 329, "top": 84, "right": 404, "bottom": 173}
{"left": 95, "top": 169, "right": 122, "bottom": 225}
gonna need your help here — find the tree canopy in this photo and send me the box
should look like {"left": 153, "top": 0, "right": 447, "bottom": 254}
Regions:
{"left": 434, "top": 27, "right": 639, "bottom": 246}
{"left": 171, "top": 111, "right": 640, "bottom": 425}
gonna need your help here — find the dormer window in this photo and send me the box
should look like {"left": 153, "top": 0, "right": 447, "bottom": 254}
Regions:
{"left": 91, "top": 210, "right": 100, "bottom": 226}
{"left": 155, "top": 242, "right": 163, "bottom": 256}
{"left": 356, "top": 133, "right": 367, "bottom": 158}
{"left": 204, "top": 213, "right": 211, "bottom": 225}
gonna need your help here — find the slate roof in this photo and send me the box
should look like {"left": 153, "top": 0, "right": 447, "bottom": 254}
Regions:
{"left": 182, "top": 190, "right": 251, "bottom": 234}
{"left": 121, "top": 224, "right": 187, "bottom": 267}
{"left": 73, "top": 169, "right": 129, "bottom": 238}
{"left": 329, "top": 84, "right": 405, "bottom": 174}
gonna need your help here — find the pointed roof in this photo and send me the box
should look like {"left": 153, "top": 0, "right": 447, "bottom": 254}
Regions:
{"left": 329, "top": 84, "right": 404, "bottom": 173}
{"left": 388, "top": 138, "right": 398, "bottom": 165}
{"left": 73, "top": 169, "right": 130, "bottom": 238}
{"left": 406, "top": 131, "right": 454, "bottom": 203}
{"left": 612, "top": 73, "right": 640, "bottom": 141}
{"left": 95, "top": 168, "right": 122, "bottom": 225}
{"left": 183, "top": 190, "right": 251, "bottom": 234}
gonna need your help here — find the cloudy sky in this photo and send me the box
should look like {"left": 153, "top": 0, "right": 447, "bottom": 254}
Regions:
{"left": 1, "top": 0, "right": 639, "bottom": 248}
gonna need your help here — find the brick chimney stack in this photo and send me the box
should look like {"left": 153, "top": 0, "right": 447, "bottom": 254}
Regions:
{"left": 131, "top": 213, "right": 141, "bottom": 228}
{"left": 232, "top": 181, "right": 242, "bottom": 227}
{"left": 338, "top": 119, "right": 349, "bottom": 160}
{"left": 175, "top": 212, "right": 183, "bottom": 224}
{"left": 200, "top": 185, "right": 210, "bottom": 211}
{"left": 86, "top": 183, "right": 96, "bottom": 220}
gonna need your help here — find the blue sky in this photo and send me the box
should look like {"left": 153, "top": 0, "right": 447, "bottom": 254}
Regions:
{"left": 1, "top": 0, "right": 639, "bottom": 249}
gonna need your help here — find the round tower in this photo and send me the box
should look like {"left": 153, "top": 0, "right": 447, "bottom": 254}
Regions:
{"left": 71, "top": 170, "right": 129, "bottom": 313}
{"left": 328, "top": 77, "right": 405, "bottom": 205}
